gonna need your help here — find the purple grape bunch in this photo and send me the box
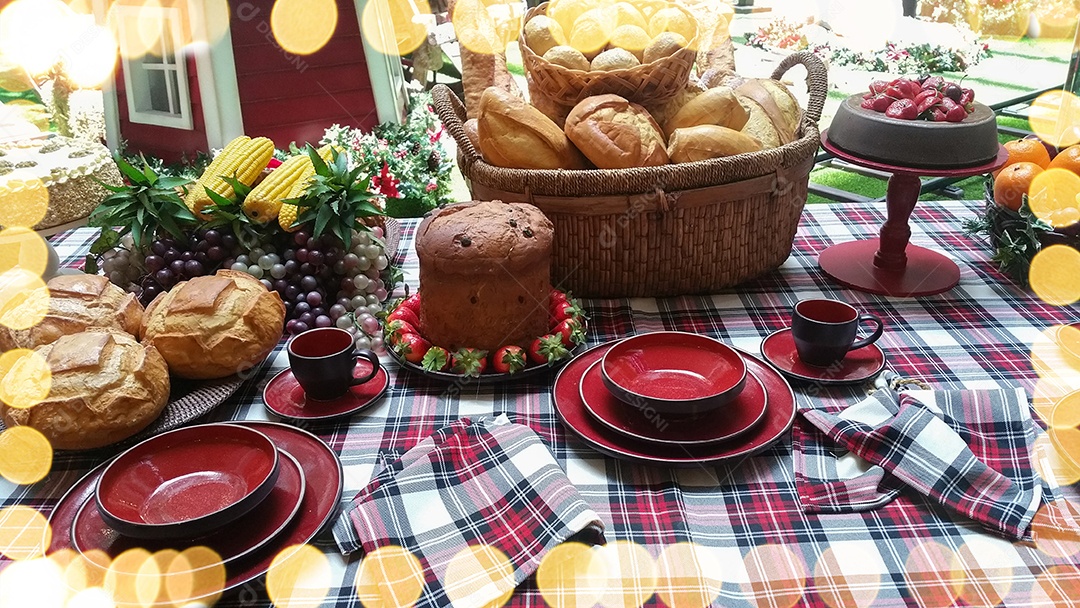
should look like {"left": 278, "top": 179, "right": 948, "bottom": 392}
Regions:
{"left": 138, "top": 229, "right": 239, "bottom": 305}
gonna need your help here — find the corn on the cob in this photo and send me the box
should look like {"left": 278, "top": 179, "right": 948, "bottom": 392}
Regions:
{"left": 185, "top": 136, "right": 274, "bottom": 219}
{"left": 278, "top": 145, "right": 336, "bottom": 232}
{"left": 242, "top": 153, "right": 311, "bottom": 222}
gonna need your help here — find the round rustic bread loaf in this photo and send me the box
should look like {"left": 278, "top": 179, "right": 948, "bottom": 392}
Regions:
{"left": 0, "top": 329, "right": 169, "bottom": 450}
{"left": 141, "top": 270, "right": 285, "bottom": 379}
{"left": 0, "top": 274, "right": 143, "bottom": 351}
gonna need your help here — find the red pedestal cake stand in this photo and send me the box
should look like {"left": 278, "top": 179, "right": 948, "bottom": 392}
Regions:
{"left": 818, "top": 131, "right": 1008, "bottom": 297}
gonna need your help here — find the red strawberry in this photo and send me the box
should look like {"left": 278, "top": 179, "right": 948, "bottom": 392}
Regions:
{"left": 395, "top": 333, "right": 430, "bottom": 364}
{"left": 421, "top": 346, "right": 450, "bottom": 372}
{"left": 885, "top": 99, "right": 918, "bottom": 120}
{"left": 944, "top": 104, "right": 967, "bottom": 122}
{"left": 492, "top": 345, "right": 526, "bottom": 374}
{"left": 387, "top": 306, "right": 420, "bottom": 328}
{"left": 385, "top": 319, "right": 417, "bottom": 346}
{"left": 451, "top": 348, "right": 488, "bottom": 377}
{"left": 921, "top": 75, "right": 945, "bottom": 91}
{"left": 884, "top": 84, "right": 906, "bottom": 100}
{"left": 870, "top": 94, "right": 894, "bottom": 113}
{"left": 554, "top": 318, "right": 585, "bottom": 348}
{"left": 914, "top": 89, "right": 941, "bottom": 113}
{"left": 399, "top": 293, "right": 421, "bottom": 314}
{"left": 529, "top": 334, "right": 570, "bottom": 365}
{"left": 931, "top": 107, "right": 947, "bottom": 122}
{"left": 551, "top": 298, "right": 585, "bottom": 324}
{"left": 861, "top": 97, "right": 875, "bottom": 110}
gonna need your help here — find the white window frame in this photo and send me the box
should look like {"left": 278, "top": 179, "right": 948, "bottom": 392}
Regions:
{"left": 116, "top": 5, "right": 193, "bottom": 129}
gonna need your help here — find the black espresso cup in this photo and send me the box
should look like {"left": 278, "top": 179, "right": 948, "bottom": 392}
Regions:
{"left": 791, "top": 299, "right": 884, "bottom": 367}
{"left": 287, "top": 327, "right": 380, "bottom": 401}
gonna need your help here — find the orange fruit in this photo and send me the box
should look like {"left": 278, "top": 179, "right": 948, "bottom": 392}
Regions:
{"left": 1049, "top": 144, "right": 1080, "bottom": 176}
{"left": 994, "top": 161, "right": 1044, "bottom": 211}
{"left": 994, "top": 138, "right": 1052, "bottom": 177}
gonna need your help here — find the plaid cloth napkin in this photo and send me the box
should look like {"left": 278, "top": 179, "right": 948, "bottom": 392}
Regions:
{"left": 332, "top": 415, "right": 604, "bottom": 607}
{"left": 793, "top": 372, "right": 1042, "bottom": 540}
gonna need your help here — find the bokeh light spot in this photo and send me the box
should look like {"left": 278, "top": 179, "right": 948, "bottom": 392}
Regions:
{"left": 0, "top": 556, "right": 66, "bottom": 608}
{"left": 354, "top": 545, "right": 424, "bottom": 608}
{"left": 0, "top": 505, "right": 51, "bottom": 560}
{"left": 595, "top": 540, "right": 655, "bottom": 608}
{"left": 955, "top": 537, "right": 1015, "bottom": 606}
{"left": 271, "top": 0, "right": 337, "bottom": 56}
{"left": 740, "top": 544, "right": 805, "bottom": 608}
{"left": 265, "top": 544, "right": 332, "bottom": 608}
{"left": 443, "top": 544, "right": 515, "bottom": 608}
{"left": 166, "top": 546, "right": 226, "bottom": 606}
{"left": 1034, "top": 431, "right": 1080, "bottom": 487}
{"left": 1030, "top": 244, "right": 1080, "bottom": 306}
{"left": 53, "top": 546, "right": 110, "bottom": 596}
{"left": 361, "top": 0, "right": 431, "bottom": 57}
{"left": 0, "top": 348, "right": 52, "bottom": 410}
{"left": 454, "top": 0, "right": 519, "bottom": 55}
{"left": 103, "top": 548, "right": 155, "bottom": 608}
{"left": 657, "top": 542, "right": 723, "bottom": 608}
{"left": 62, "top": 20, "right": 118, "bottom": 89}
{"left": 1029, "top": 168, "right": 1080, "bottom": 226}
{"left": 812, "top": 545, "right": 882, "bottom": 608}
{"left": 1051, "top": 388, "right": 1080, "bottom": 428}
{"left": 65, "top": 587, "right": 116, "bottom": 608}
{"left": 903, "top": 540, "right": 962, "bottom": 608}
{"left": 0, "top": 425, "right": 53, "bottom": 485}
{"left": 1055, "top": 323, "right": 1080, "bottom": 371}
{"left": 107, "top": 0, "right": 164, "bottom": 60}
{"left": 0, "top": 173, "right": 50, "bottom": 228}
{"left": 1031, "top": 564, "right": 1080, "bottom": 605}
{"left": 536, "top": 541, "right": 606, "bottom": 608}
{"left": 0, "top": 0, "right": 72, "bottom": 76}
{"left": 1031, "top": 500, "right": 1080, "bottom": 560}
{"left": 0, "top": 227, "right": 48, "bottom": 277}
{"left": 1029, "top": 90, "right": 1080, "bottom": 148}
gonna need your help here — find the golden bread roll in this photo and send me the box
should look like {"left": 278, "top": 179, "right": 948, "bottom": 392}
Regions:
{"left": 663, "top": 86, "right": 748, "bottom": 138}
{"left": 643, "top": 31, "right": 686, "bottom": 63}
{"left": 608, "top": 24, "right": 651, "bottom": 60}
{"left": 547, "top": 0, "right": 599, "bottom": 35}
{"left": 700, "top": 66, "right": 744, "bottom": 90}
{"left": 0, "top": 274, "right": 143, "bottom": 351}
{"left": 667, "top": 125, "right": 763, "bottom": 163}
{"left": 464, "top": 118, "right": 482, "bottom": 156}
{"left": 524, "top": 15, "right": 566, "bottom": 57}
{"left": 611, "top": 2, "right": 647, "bottom": 29}
{"left": 696, "top": 17, "right": 735, "bottom": 75}
{"left": 590, "top": 47, "right": 640, "bottom": 71}
{"left": 460, "top": 45, "right": 522, "bottom": 119}
{"left": 543, "top": 45, "right": 591, "bottom": 71}
{"left": 527, "top": 73, "right": 574, "bottom": 128}
{"left": 643, "top": 77, "right": 707, "bottom": 132}
{"left": 141, "top": 270, "right": 285, "bottom": 379}
{"left": 478, "top": 87, "right": 585, "bottom": 169}
{"left": 569, "top": 8, "right": 618, "bottom": 58}
{"left": 564, "top": 94, "right": 668, "bottom": 169}
{"left": 647, "top": 6, "right": 696, "bottom": 43}
{"left": 736, "top": 79, "right": 802, "bottom": 149}
{"left": 0, "top": 330, "right": 169, "bottom": 450}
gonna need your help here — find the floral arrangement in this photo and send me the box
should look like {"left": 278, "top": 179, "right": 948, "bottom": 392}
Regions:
{"left": 824, "top": 41, "right": 990, "bottom": 74}
{"left": 320, "top": 92, "right": 453, "bottom": 218}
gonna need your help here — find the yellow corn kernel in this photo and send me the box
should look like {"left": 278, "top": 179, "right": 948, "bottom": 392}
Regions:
{"left": 278, "top": 146, "right": 336, "bottom": 232}
{"left": 185, "top": 136, "right": 274, "bottom": 219}
{"left": 243, "top": 153, "right": 309, "bottom": 222}
{"left": 184, "top": 136, "right": 249, "bottom": 218}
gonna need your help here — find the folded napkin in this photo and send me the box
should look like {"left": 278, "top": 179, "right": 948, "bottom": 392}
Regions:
{"left": 333, "top": 415, "right": 604, "bottom": 607}
{"left": 793, "top": 372, "right": 1042, "bottom": 540}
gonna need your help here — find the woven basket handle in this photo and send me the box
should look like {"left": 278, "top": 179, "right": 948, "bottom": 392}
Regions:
{"left": 770, "top": 51, "right": 828, "bottom": 124}
{"left": 432, "top": 84, "right": 482, "bottom": 172}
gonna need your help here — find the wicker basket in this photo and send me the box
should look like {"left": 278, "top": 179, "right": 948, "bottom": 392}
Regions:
{"left": 433, "top": 51, "right": 827, "bottom": 298}
{"left": 520, "top": 2, "right": 698, "bottom": 107}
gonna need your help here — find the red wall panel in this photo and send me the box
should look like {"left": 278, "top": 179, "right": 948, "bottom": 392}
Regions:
{"left": 115, "top": 54, "right": 209, "bottom": 164}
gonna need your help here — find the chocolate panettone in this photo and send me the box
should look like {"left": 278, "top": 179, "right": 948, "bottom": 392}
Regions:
{"left": 417, "top": 201, "right": 553, "bottom": 352}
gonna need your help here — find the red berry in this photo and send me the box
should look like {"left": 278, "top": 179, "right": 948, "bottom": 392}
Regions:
{"left": 395, "top": 333, "right": 431, "bottom": 364}
{"left": 492, "top": 345, "right": 526, "bottom": 374}
{"left": 885, "top": 99, "right": 918, "bottom": 120}
{"left": 387, "top": 307, "right": 420, "bottom": 328}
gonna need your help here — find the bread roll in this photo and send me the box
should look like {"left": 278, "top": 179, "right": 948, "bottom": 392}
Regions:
{"left": 736, "top": 79, "right": 802, "bottom": 149}
{"left": 460, "top": 46, "right": 523, "bottom": 119}
{"left": 0, "top": 330, "right": 169, "bottom": 450}
{"left": 608, "top": 24, "right": 651, "bottom": 60}
{"left": 668, "top": 125, "right": 762, "bottom": 163}
{"left": 643, "top": 32, "right": 686, "bottom": 63}
{"left": 0, "top": 274, "right": 143, "bottom": 351}
{"left": 647, "top": 6, "right": 696, "bottom": 43}
{"left": 543, "top": 45, "right": 591, "bottom": 71}
{"left": 611, "top": 2, "right": 647, "bottom": 29}
{"left": 565, "top": 94, "right": 668, "bottom": 169}
{"left": 590, "top": 48, "right": 640, "bottom": 71}
{"left": 524, "top": 15, "right": 566, "bottom": 57}
{"left": 141, "top": 270, "right": 285, "bottom": 379}
{"left": 663, "top": 87, "right": 748, "bottom": 138}
{"left": 478, "top": 87, "right": 585, "bottom": 169}
{"left": 643, "top": 77, "right": 707, "bottom": 131}
{"left": 569, "top": 8, "right": 618, "bottom": 58}
{"left": 547, "top": 0, "right": 597, "bottom": 35}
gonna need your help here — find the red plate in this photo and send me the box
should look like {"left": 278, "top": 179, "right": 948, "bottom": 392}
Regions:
{"left": 580, "top": 361, "right": 767, "bottom": 447}
{"left": 48, "top": 422, "right": 343, "bottom": 601}
{"left": 95, "top": 424, "right": 279, "bottom": 539}
{"left": 760, "top": 328, "right": 885, "bottom": 385}
{"left": 73, "top": 450, "right": 305, "bottom": 565}
{"left": 554, "top": 342, "right": 795, "bottom": 467}
{"left": 263, "top": 360, "right": 388, "bottom": 421}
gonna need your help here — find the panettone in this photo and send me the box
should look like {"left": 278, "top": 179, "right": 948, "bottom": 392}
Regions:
{"left": 417, "top": 201, "right": 553, "bottom": 352}
{"left": 141, "top": 270, "right": 285, "bottom": 379}
{"left": 0, "top": 274, "right": 143, "bottom": 351}
{"left": 0, "top": 330, "right": 169, "bottom": 450}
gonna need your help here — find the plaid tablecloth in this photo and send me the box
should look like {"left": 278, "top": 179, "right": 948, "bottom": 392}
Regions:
{"left": 5, "top": 199, "right": 1080, "bottom": 606}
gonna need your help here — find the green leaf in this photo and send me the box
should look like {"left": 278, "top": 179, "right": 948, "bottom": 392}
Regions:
{"left": 205, "top": 186, "right": 234, "bottom": 208}
{"left": 222, "top": 175, "right": 252, "bottom": 199}
{"left": 92, "top": 178, "right": 127, "bottom": 193}
{"left": 155, "top": 176, "right": 192, "bottom": 190}
{"left": 114, "top": 155, "right": 148, "bottom": 185}
{"left": 309, "top": 145, "right": 329, "bottom": 177}
{"left": 84, "top": 254, "right": 98, "bottom": 275}
{"left": 89, "top": 229, "right": 121, "bottom": 255}
{"left": 314, "top": 203, "right": 333, "bottom": 238}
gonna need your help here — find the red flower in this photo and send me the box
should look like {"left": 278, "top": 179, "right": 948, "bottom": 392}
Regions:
{"left": 371, "top": 161, "right": 401, "bottom": 198}
{"left": 267, "top": 157, "right": 283, "bottom": 169}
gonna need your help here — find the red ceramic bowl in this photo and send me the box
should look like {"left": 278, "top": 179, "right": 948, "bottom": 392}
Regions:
{"left": 600, "top": 332, "right": 747, "bottom": 417}
{"left": 95, "top": 424, "right": 279, "bottom": 539}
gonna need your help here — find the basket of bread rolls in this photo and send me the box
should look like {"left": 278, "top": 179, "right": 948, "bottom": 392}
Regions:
{"left": 435, "top": 0, "right": 826, "bottom": 298}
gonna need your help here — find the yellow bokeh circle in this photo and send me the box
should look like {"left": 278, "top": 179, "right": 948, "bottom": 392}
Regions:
{"left": 454, "top": 0, "right": 521, "bottom": 55}
{"left": 1028, "top": 168, "right": 1080, "bottom": 226}
{"left": 0, "top": 173, "right": 50, "bottom": 229}
{"left": 52, "top": 546, "right": 110, "bottom": 597}
{"left": 0, "top": 348, "right": 52, "bottom": 411}
{"left": 0, "top": 426, "right": 52, "bottom": 485}
{"left": 740, "top": 544, "right": 805, "bottom": 608}
{"left": 443, "top": 544, "right": 515, "bottom": 608}
{"left": 361, "top": 0, "right": 431, "bottom": 57}
{"left": 0, "top": 226, "right": 48, "bottom": 277}
{"left": 271, "top": 0, "right": 338, "bottom": 56}
{"left": 1029, "top": 90, "right": 1080, "bottom": 149}
{"left": 657, "top": 542, "right": 723, "bottom": 608}
{"left": 266, "top": 544, "right": 332, "bottom": 608}
{"left": 0, "top": 269, "right": 47, "bottom": 330}
{"left": 0, "top": 556, "right": 66, "bottom": 608}
{"left": 103, "top": 547, "right": 156, "bottom": 607}
{"left": 812, "top": 545, "right": 882, "bottom": 608}
{"left": 954, "top": 537, "right": 1015, "bottom": 606}
{"left": 902, "top": 540, "right": 962, "bottom": 608}
{"left": 1031, "top": 500, "right": 1080, "bottom": 560}
{"left": 165, "top": 545, "right": 226, "bottom": 606}
{"left": 1030, "top": 244, "right": 1080, "bottom": 306}
{"left": 0, "top": 0, "right": 72, "bottom": 76}
{"left": 61, "top": 21, "right": 118, "bottom": 90}
{"left": 595, "top": 540, "right": 655, "bottom": 608}
{"left": 106, "top": 0, "right": 164, "bottom": 61}
{"left": 64, "top": 587, "right": 116, "bottom": 608}
{"left": 1035, "top": 431, "right": 1080, "bottom": 487}
{"left": 0, "top": 505, "right": 51, "bottom": 561}
{"left": 1031, "top": 565, "right": 1080, "bottom": 605}
{"left": 536, "top": 541, "right": 606, "bottom": 608}
{"left": 354, "top": 545, "right": 425, "bottom": 608}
